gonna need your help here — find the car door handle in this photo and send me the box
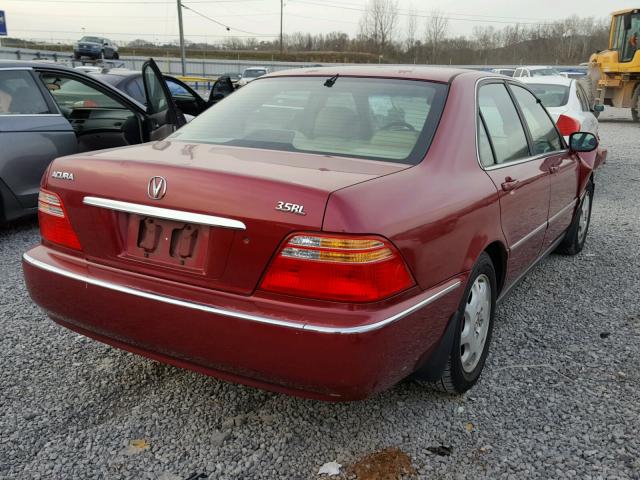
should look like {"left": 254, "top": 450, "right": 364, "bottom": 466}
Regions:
{"left": 501, "top": 177, "right": 519, "bottom": 192}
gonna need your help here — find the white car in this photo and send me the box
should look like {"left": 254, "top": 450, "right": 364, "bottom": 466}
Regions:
{"left": 237, "top": 66, "right": 270, "bottom": 87}
{"left": 513, "top": 66, "right": 562, "bottom": 78}
{"left": 519, "top": 76, "right": 603, "bottom": 140}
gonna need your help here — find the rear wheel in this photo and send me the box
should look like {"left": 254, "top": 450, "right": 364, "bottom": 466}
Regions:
{"left": 556, "top": 180, "right": 594, "bottom": 255}
{"left": 434, "top": 252, "right": 496, "bottom": 394}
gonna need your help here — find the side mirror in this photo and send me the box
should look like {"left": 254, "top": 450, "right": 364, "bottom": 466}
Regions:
{"left": 569, "top": 132, "right": 598, "bottom": 153}
{"left": 593, "top": 104, "right": 605, "bottom": 112}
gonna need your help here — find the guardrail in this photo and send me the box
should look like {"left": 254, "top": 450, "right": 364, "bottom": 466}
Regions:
{"left": 0, "top": 46, "right": 587, "bottom": 78}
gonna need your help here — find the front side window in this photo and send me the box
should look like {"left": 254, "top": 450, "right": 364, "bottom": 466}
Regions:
{"left": 166, "top": 79, "right": 190, "bottom": 97}
{"left": 510, "top": 85, "right": 563, "bottom": 154}
{"left": 478, "top": 83, "right": 529, "bottom": 165}
{"left": 171, "top": 77, "right": 448, "bottom": 164}
{"left": 41, "top": 73, "right": 124, "bottom": 109}
{"left": 526, "top": 83, "right": 570, "bottom": 108}
{"left": 0, "top": 70, "right": 50, "bottom": 115}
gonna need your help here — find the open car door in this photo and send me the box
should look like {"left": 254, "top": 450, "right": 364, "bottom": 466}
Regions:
{"left": 208, "top": 75, "right": 235, "bottom": 106}
{"left": 141, "top": 58, "right": 186, "bottom": 141}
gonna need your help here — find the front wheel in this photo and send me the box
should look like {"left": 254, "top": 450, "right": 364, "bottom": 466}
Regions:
{"left": 434, "top": 252, "right": 497, "bottom": 394}
{"left": 555, "top": 180, "right": 594, "bottom": 255}
{"left": 113, "top": 52, "right": 119, "bottom": 60}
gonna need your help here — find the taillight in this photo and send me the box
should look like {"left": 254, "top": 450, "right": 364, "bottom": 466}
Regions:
{"left": 38, "top": 189, "right": 82, "bottom": 251}
{"left": 260, "top": 233, "right": 415, "bottom": 302}
{"left": 556, "top": 114, "right": 581, "bottom": 137}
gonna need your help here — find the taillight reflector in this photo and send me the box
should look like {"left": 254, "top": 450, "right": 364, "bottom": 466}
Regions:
{"left": 260, "top": 233, "right": 415, "bottom": 302}
{"left": 38, "top": 189, "right": 82, "bottom": 251}
{"left": 556, "top": 114, "right": 581, "bottom": 137}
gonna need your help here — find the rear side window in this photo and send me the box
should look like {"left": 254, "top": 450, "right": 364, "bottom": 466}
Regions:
{"left": 477, "top": 115, "right": 495, "bottom": 167}
{"left": 0, "top": 70, "right": 50, "bottom": 115}
{"left": 526, "top": 83, "right": 570, "bottom": 108}
{"left": 171, "top": 77, "right": 448, "bottom": 164}
{"left": 510, "top": 85, "right": 563, "bottom": 154}
{"left": 478, "top": 83, "right": 529, "bottom": 165}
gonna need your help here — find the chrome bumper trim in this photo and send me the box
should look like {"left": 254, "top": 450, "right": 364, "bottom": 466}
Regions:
{"left": 83, "top": 197, "right": 246, "bottom": 230}
{"left": 23, "top": 253, "right": 461, "bottom": 335}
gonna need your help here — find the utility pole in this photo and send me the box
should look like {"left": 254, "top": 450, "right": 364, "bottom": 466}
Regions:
{"left": 279, "top": 0, "right": 283, "bottom": 55}
{"left": 177, "top": 0, "right": 186, "bottom": 75}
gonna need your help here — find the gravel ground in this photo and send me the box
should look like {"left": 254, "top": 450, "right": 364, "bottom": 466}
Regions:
{"left": 1, "top": 108, "right": 639, "bottom": 479}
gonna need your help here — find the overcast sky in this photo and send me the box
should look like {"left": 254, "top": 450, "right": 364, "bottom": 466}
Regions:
{"left": 2, "top": 0, "right": 630, "bottom": 44}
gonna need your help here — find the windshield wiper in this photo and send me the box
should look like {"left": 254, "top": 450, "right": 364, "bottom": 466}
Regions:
{"left": 324, "top": 74, "right": 339, "bottom": 88}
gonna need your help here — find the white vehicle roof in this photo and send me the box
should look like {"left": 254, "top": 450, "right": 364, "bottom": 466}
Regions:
{"left": 243, "top": 66, "right": 267, "bottom": 71}
{"left": 518, "top": 76, "right": 572, "bottom": 86}
{"left": 518, "top": 65, "right": 559, "bottom": 71}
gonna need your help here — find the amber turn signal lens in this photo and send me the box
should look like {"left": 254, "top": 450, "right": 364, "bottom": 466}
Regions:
{"left": 260, "top": 233, "right": 415, "bottom": 302}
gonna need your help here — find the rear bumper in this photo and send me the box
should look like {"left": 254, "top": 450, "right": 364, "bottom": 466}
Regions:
{"left": 23, "top": 245, "right": 464, "bottom": 401}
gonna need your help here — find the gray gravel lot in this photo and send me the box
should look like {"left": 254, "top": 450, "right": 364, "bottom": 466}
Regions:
{"left": 1, "top": 108, "right": 639, "bottom": 479}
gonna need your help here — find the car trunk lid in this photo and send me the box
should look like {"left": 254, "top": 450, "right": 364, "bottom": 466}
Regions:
{"left": 46, "top": 141, "right": 406, "bottom": 294}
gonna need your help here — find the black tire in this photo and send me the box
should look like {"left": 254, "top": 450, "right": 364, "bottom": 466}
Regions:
{"left": 632, "top": 84, "right": 640, "bottom": 122}
{"left": 113, "top": 52, "right": 119, "bottom": 60}
{"left": 555, "top": 180, "right": 594, "bottom": 255}
{"left": 73, "top": 53, "right": 81, "bottom": 60}
{"left": 434, "top": 252, "right": 497, "bottom": 394}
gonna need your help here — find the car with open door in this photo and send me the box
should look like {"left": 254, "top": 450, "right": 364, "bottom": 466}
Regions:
{"left": 22, "top": 67, "right": 602, "bottom": 401}
{"left": 91, "top": 70, "right": 235, "bottom": 117}
{"left": 0, "top": 58, "right": 182, "bottom": 223}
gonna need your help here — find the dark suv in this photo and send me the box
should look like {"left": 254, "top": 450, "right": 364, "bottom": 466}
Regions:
{"left": 74, "top": 36, "right": 119, "bottom": 60}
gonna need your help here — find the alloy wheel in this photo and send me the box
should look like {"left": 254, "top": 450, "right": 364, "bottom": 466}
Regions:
{"left": 577, "top": 191, "right": 591, "bottom": 244}
{"left": 460, "top": 274, "right": 492, "bottom": 373}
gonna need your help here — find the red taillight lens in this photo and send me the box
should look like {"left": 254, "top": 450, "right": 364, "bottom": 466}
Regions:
{"left": 260, "top": 233, "right": 415, "bottom": 302}
{"left": 556, "top": 114, "right": 581, "bottom": 137}
{"left": 38, "top": 189, "right": 82, "bottom": 251}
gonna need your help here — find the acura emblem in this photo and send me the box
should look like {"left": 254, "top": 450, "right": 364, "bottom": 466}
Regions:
{"left": 147, "top": 176, "right": 167, "bottom": 200}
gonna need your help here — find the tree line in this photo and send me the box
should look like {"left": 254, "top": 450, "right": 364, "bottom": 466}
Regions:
{"left": 210, "top": 0, "right": 610, "bottom": 65}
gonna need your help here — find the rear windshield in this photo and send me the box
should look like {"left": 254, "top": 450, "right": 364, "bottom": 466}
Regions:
{"left": 80, "top": 37, "right": 103, "bottom": 43}
{"left": 526, "top": 83, "right": 570, "bottom": 107}
{"left": 170, "top": 76, "right": 448, "bottom": 164}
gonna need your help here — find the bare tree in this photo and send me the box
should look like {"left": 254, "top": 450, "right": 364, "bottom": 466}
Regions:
{"left": 405, "top": 4, "right": 418, "bottom": 55}
{"left": 358, "top": 0, "right": 399, "bottom": 53}
{"left": 425, "top": 9, "right": 449, "bottom": 63}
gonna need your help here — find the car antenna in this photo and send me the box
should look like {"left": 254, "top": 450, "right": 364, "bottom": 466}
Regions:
{"left": 324, "top": 73, "right": 339, "bottom": 88}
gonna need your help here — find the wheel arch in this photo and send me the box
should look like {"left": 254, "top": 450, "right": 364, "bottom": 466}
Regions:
{"left": 483, "top": 240, "right": 508, "bottom": 295}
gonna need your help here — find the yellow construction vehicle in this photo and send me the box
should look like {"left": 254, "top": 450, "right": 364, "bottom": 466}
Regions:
{"left": 588, "top": 8, "right": 640, "bottom": 120}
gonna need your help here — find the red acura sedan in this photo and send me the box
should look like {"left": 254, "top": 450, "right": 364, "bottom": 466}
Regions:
{"left": 23, "top": 66, "right": 601, "bottom": 401}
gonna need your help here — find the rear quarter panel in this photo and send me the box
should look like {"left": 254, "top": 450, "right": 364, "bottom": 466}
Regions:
{"left": 323, "top": 73, "right": 505, "bottom": 291}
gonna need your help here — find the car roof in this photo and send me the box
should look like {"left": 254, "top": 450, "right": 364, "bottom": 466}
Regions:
{"left": 93, "top": 68, "right": 139, "bottom": 78}
{"left": 0, "top": 60, "right": 79, "bottom": 72}
{"left": 519, "top": 76, "right": 572, "bottom": 86}
{"left": 517, "top": 65, "right": 559, "bottom": 71}
{"left": 244, "top": 66, "right": 267, "bottom": 70}
{"left": 266, "top": 65, "right": 486, "bottom": 83}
